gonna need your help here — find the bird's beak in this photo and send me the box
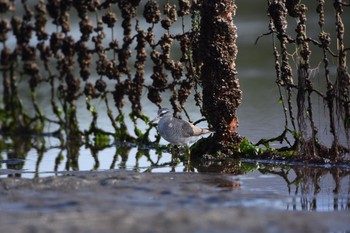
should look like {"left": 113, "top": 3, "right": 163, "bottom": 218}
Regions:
{"left": 150, "top": 115, "right": 160, "bottom": 124}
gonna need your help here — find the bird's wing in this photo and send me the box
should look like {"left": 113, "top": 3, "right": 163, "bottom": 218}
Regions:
{"left": 180, "top": 120, "right": 210, "bottom": 137}
{"left": 191, "top": 124, "right": 210, "bottom": 136}
{"left": 179, "top": 120, "right": 195, "bottom": 137}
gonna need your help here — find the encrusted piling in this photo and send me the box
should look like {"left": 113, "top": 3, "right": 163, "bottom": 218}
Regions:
{"left": 199, "top": 0, "right": 242, "bottom": 155}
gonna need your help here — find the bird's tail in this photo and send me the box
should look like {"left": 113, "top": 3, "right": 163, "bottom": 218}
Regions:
{"left": 200, "top": 128, "right": 214, "bottom": 135}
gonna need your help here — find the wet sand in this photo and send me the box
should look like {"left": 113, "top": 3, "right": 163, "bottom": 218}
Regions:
{"left": 1, "top": 170, "right": 350, "bottom": 233}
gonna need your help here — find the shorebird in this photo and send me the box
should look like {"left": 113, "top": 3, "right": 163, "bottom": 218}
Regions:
{"left": 150, "top": 108, "right": 212, "bottom": 148}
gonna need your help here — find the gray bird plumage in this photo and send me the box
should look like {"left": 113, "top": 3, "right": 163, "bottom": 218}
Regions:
{"left": 151, "top": 108, "right": 211, "bottom": 146}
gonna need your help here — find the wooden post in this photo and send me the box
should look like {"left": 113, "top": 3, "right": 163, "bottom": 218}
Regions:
{"left": 199, "top": 0, "right": 242, "bottom": 155}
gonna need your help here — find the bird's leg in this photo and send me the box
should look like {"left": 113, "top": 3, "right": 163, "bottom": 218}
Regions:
{"left": 170, "top": 150, "right": 176, "bottom": 172}
{"left": 181, "top": 145, "right": 190, "bottom": 169}
{"left": 186, "top": 145, "right": 191, "bottom": 163}
{"left": 170, "top": 145, "right": 176, "bottom": 161}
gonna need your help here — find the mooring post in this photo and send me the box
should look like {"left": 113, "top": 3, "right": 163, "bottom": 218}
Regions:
{"left": 199, "top": 0, "right": 242, "bottom": 155}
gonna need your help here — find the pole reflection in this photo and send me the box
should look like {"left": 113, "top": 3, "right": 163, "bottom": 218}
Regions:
{"left": 258, "top": 165, "right": 350, "bottom": 211}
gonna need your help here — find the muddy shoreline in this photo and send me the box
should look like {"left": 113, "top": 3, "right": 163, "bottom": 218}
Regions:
{"left": 1, "top": 170, "right": 350, "bottom": 233}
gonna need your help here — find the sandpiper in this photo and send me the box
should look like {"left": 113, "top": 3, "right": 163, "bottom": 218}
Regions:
{"left": 150, "top": 108, "right": 212, "bottom": 146}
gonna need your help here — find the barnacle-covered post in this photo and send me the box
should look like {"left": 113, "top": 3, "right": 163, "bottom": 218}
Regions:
{"left": 334, "top": 0, "right": 350, "bottom": 159}
{"left": 199, "top": 0, "right": 242, "bottom": 155}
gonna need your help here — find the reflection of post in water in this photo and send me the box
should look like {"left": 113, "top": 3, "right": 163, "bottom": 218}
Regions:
{"left": 2, "top": 136, "right": 31, "bottom": 177}
{"left": 135, "top": 149, "right": 145, "bottom": 172}
{"left": 293, "top": 167, "right": 324, "bottom": 211}
{"left": 65, "top": 138, "right": 81, "bottom": 171}
{"left": 54, "top": 149, "right": 65, "bottom": 174}
{"left": 33, "top": 137, "right": 46, "bottom": 178}
{"left": 90, "top": 147, "right": 100, "bottom": 171}
{"left": 259, "top": 166, "right": 350, "bottom": 211}
{"left": 330, "top": 168, "right": 350, "bottom": 210}
{"left": 110, "top": 145, "right": 131, "bottom": 170}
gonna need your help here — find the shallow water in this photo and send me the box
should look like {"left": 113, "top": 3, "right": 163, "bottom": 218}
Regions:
{"left": 1, "top": 144, "right": 350, "bottom": 212}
